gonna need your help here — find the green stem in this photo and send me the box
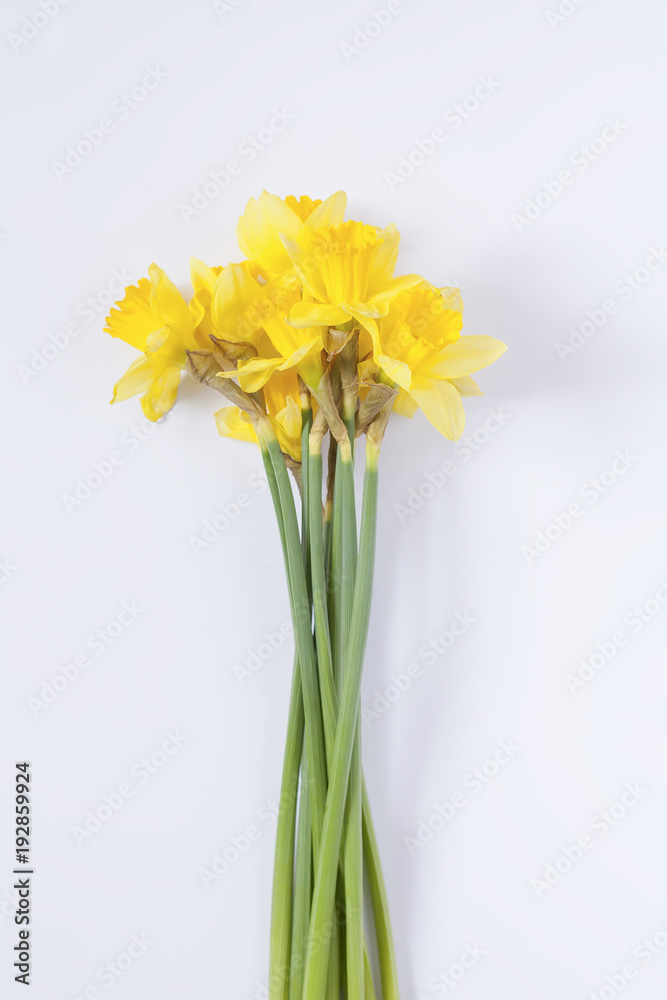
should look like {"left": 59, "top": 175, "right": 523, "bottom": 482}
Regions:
{"left": 343, "top": 401, "right": 400, "bottom": 1000}
{"left": 267, "top": 653, "right": 303, "bottom": 1000}
{"left": 364, "top": 945, "right": 378, "bottom": 1000}
{"left": 362, "top": 781, "right": 400, "bottom": 1000}
{"left": 289, "top": 750, "right": 311, "bottom": 1000}
{"left": 328, "top": 448, "right": 345, "bottom": 696}
{"left": 308, "top": 438, "right": 343, "bottom": 1000}
{"left": 303, "top": 437, "right": 381, "bottom": 1000}
{"left": 288, "top": 404, "right": 314, "bottom": 1000}
{"left": 259, "top": 424, "right": 327, "bottom": 864}
{"left": 307, "top": 442, "right": 337, "bottom": 768}
{"left": 261, "top": 440, "right": 303, "bottom": 1000}
{"left": 300, "top": 404, "right": 312, "bottom": 594}
{"left": 344, "top": 737, "right": 364, "bottom": 999}
{"left": 338, "top": 431, "right": 364, "bottom": 1000}
{"left": 323, "top": 497, "right": 333, "bottom": 583}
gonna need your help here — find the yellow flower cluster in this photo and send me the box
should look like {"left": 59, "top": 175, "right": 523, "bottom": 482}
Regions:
{"left": 105, "top": 191, "right": 506, "bottom": 450}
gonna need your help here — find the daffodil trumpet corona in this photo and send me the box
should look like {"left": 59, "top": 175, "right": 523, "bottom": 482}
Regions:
{"left": 103, "top": 190, "right": 507, "bottom": 1000}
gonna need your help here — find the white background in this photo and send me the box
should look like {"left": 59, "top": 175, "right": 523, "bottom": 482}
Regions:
{"left": 2, "top": 0, "right": 667, "bottom": 997}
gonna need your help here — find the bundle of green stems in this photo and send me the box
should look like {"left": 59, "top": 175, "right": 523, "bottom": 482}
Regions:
{"left": 256, "top": 350, "right": 400, "bottom": 1000}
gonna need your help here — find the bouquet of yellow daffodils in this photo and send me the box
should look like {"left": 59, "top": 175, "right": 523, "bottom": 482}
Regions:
{"left": 104, "top": 191, "right": 506, "bottom": 1000}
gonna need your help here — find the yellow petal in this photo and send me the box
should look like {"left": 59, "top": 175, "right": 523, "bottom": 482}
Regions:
{"left": 288, "top": 338, "right": 325, "bottom": 391}
{"left": 430, "top": 336, "right": 507, "bottom": 379}
{"left": 104, "top": 278, "right": 157, "bottom": 351}
{"left": 111, "top": 354, "right": 155, "bottom": 404}
{"left": 229, "top": 336, "right": 322, "bottom": 393}
{"left": 367, "top": 224, "right": 401, "bottom": 292}
{"left": 237, "top": 192, "right": 300, "bottom": 275}
{"left": 284, "top": 194, "right": 322, "bottom": 221}
{"left": 409, "top": 377, "right": 466, "bottom": 440}
{"left": 148, "top": 264, "right": 194, "bottom": 337}
{"left": 274, "top": 395, "right": 302, "bottom": 462}
{"left": 236, "top": 197, "right": 267, "bottom": 264}
{"left": 212, "top": 262, "right": 266, "bottom": 341}
{"left": 281, "top": 338, "right": 322, "bottom": 370}
{"left": 225, "top": 356, "right": 282, "bottom": 393}
{"left": 145, "top": 326, "right": 170, "bottom": 353}
{"left": 190, "top": 258, "right": 220, "bottom": 299}
{"left": 277, "top": 395, "right": 301, "bottom": 442}
{"left": 346, "top": 299, "right": 389, "bottom": 319}
{"left": 259, "top": 191, "right": 301, "bottom": 229}
{"left": 280, "top": 234, "right": 329, "bottom": 302}
{"left": 347, "top": 310, "right": 380, "bottom": 346}
{"left": 140, "top": 366, "right": 182, "bottom": 422}
{"left": 393, "top": 388, "right": 419, "bottom": 418}
{"left": 190, "top": 260, "right": 224, "bottom": 342}
{"left": 449, "top": 375, "right": 482, "bottom": 396}
{"left": 142, "top": 327, "right": 188, "bottom": 372}
{"left": 377, "top": 354, "right": 411, "bottom": 391}
{"left": 214, "top": 406, "right": 259, "bottom": 445}
{"left": 368, "top": 272, "right": 424, "bottom": 309}
{"left": 288, "top": 301, "right": 350, "bottom": 328}
{"left": 307, "top": 191, "right": 347, "bottom": 229}
{"left": 264, "top": 369, "right": 301, "bottom": 419}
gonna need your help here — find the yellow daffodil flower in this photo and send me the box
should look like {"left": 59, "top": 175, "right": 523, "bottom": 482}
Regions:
{"left": 212, "top": 263, "right": 325, "bottom": 393}
{"left": 106, "top": 264, "right": 207, "bottom": 421}
{"left": 283, "top": 220, "right": 421, "bottom": 340}
{"left": 371, "top": 284, "right": 507, "bottom": 440}
{"left": 211, "top": 261, "right": 296, "bottom": 347}
{"left": 237, "top": 190, "right": 347, "bottom": 278}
